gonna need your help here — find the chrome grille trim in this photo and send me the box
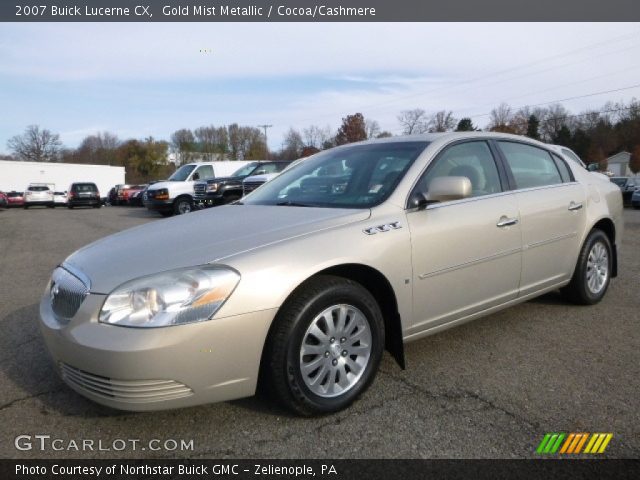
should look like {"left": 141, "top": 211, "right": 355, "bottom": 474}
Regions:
{"left": 50, "top": 266, "right": 90, "bottom": 322}
{"left": 60, "top": 363, "right": 193, "bottom": 403}
{"left": 243, "top": 181, "right": 265, "bottom": 195}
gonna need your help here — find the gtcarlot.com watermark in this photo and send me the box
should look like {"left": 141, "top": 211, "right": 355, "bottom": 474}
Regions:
{"left": 15, "top": 434, "right": 194, "bottom": 452}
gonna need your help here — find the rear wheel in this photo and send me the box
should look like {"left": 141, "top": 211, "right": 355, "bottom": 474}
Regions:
{"left": 262, "top": 275, "right": 384, "bottom": 416}
{"left": 562, "top": 229, "right": 612, "bottom": 305}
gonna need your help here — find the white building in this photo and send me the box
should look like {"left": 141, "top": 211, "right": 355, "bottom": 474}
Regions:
{"left": 607, "top": 152, "right": 633, "bottom": 177}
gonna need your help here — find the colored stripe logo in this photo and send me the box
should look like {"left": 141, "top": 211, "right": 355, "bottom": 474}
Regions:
{"left": 536, "top": 433, "right": 612, "bottom": 454}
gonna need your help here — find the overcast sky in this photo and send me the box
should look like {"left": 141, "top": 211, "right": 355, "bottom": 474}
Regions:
{"left": 1, "top": 22, "right": 639, "bottom": 153}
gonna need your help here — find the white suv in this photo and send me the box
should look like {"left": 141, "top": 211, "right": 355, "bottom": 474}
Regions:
{"left": 24, "top": 183, "right": 55, "bottom": 209}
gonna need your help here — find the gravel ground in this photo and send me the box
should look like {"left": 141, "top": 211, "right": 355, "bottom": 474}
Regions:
{"left": 0, "top": 205, "right": 638, "bottom": 459}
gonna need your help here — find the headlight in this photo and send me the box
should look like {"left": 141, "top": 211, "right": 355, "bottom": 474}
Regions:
{"left": 99, "top": 266, "right": 240, "bottom": 328}
{"left": 206, "top": 182, "right": 219, "bottom": 192}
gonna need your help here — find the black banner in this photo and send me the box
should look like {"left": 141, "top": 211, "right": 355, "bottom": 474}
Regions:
{"left": 2, "top": 0, "right": 640, "bottom": 22}
{"left": 3, "top": 459, "right": 640, "bottom": 480}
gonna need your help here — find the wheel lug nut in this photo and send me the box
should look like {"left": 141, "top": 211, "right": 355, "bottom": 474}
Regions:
{"left": 332, "top": 359, "right": 338, "bottom": 366}
{"left": 340, "top": 337, "right": 346, "bottom": 343}
{"left": 330, "top": 337, "right": 335, "bottom": 343}
{"left": 324, "top": 351, "right": 330, "bottom": 357}
{"left": 342, "top": 350, "right": 348, "bottom": 357}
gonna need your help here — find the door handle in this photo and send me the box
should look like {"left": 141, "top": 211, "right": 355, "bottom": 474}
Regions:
{"left": 568, "top": 201, "right": 583, "bottom": 211}
{"left": 496, "top": 216, "right": 519, "bottom": 228}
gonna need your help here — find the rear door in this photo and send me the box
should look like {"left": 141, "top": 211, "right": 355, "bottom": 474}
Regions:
{"left": 406, "top": 140, "right": 522, "bottom": 334}
{"left": 495, "top": 140, "right": 587, "bottom": 295}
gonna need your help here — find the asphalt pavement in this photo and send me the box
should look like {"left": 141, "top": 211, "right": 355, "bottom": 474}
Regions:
{"left": 0, "top": 205, "right": 638, "bottom": 459}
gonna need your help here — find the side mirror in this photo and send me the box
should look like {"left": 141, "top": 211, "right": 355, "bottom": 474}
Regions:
{"left": 408, "top": 191, "right": 428, "bottom": 209}
{"left": 255, "top": 169, "right": 266, "bottom": 175}
{"left": 426, "top": 176, "right": 472, "bottom": 203}
{"left": 587, "top": 163, "right": 599, "bottom": 172}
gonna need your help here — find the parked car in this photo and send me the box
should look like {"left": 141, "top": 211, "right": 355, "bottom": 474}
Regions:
{"left": 24, "top": 183, "right": 55, "bottom": 209}
{"left": 144, "top": 161, "right": 251, "bottom": 216}
{"left": 632, "top": 189, "right": 640, "bottom": 209}
{"left": 195, "top": 161, "right": 291, "bottom": 207}
{"left": 128, "top": 187, "right": 149, "bottom": 207}
{"left": 67, "top": 182, "right": 101, "bottom": 209}
{"left": 40, "top": 132, "right": 622, "bottom": 415}
{"left": 0, "top": 192, "right": 7, "bottom": 209}
{"left": 53, "top": 191, "right": 68, "bottom": 206}
{"left": 5, "top": 191, "right": 24, "bottom": 207}
{"left": 610, "top": 177, "right": 636, "bottom": 205}
{"left": 117, "top": 184, "right": 146, "bottom": 205}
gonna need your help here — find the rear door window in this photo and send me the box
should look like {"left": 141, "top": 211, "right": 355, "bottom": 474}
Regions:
{"left": 498, "top": 141, "right": 563, "bottom": 189}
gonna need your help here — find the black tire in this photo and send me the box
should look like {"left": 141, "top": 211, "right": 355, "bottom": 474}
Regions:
{"left": 68, "top": 205, "right": 73, "bottom": 209}
{"left": 262, "top": 275, "right": 384, "bottom": 416}
{"left": 173, "top": 197, "right": 192, "bottom": 215}
{"left": 562, "top": 229, "right": 612, "bottom": 305}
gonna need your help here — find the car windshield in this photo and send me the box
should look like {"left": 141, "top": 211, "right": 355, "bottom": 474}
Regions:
{"left": 231, "top": 163, "right": 259, "bottom": 177}
{"left": 28, "top": 186, "right": 49, "bottom": 191}
{"left": 611, "top": 178, "right": 627, "bottom": 186}
{"left": 243, "top": 141, "right": 429, "bottom": 208}
{"left": 168, "top": 164, "right": 196, "bottom": 181}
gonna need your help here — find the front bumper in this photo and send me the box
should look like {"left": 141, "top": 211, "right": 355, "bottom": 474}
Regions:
{"left": 144, "top": 198, "right": 173, "bottom": 211}
{"left": 40, "top": 292, "right": 276, "bottom": 411}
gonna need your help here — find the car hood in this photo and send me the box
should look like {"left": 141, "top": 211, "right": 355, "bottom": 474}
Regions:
{"left": 64, "top": 205, "right": 370, "bottom": 293}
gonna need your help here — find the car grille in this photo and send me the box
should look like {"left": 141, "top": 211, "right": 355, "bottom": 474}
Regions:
{"left": 243, "top": 180, "right": 265, "bottom": 195}
{"left": 50, "top": 267, "right": 90, "bottom": 322}
{"left": 193, "top": 183, "right": 206, "bottom": 199}
{"left": 60, "top": 363, "right": 193, "bottom": 403}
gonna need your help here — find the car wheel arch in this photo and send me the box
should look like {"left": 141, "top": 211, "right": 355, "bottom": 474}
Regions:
{"left": 590, "top": 217, "right": 617, "bottom": 277}
{"left": 257, "top": 263, "right": 405, "bottom": 393}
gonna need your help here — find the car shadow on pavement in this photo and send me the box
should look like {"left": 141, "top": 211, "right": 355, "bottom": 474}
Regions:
{"left": 0, "top": 303, "right": 127, "bottom": 418}
{"left": 111, "top": 207, "right": 162, "bottom": 219}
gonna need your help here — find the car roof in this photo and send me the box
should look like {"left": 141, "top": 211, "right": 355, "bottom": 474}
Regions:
{"left": 352, "top": 131, "right": 553, "bottom": 149}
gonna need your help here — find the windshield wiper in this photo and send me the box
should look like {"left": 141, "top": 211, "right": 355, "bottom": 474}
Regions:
{"left": 275, "top": 201, "right": 314, "bottom": 207}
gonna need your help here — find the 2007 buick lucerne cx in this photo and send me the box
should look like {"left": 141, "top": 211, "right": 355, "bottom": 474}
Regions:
{"left": 40, "top": 132, "right": 623, "bottom": 415}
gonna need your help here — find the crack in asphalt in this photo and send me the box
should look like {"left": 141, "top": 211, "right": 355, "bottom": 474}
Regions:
{"left": 376, "top": 368, "right": 540, "bottom": 430}
{"left": 0, "top": 387, "right": 65, "bottom": 412}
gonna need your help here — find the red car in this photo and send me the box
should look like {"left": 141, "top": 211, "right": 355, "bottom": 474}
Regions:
{"left": 5, "top": 191, "right": 24, "bottom": 207}
{"left": 118, "top": 184, "right": 146, "bottom": 205}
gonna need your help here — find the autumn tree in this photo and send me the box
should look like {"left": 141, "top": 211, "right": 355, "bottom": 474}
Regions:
{"left": 586, "top": 145, "right": 607, "bottom": 171}
{"left": 117, "top": 137, "right": 168, "bottom": 183}
{"left": 335, "top": 113, "right": 367, "bottom": 145}
{"left": 397, "top": 108, "right": 428, "bottom": 135}
{"left": 7, "top": 125, "right": 62, "bottom": 162}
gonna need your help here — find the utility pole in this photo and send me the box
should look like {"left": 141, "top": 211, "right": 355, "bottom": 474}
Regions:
{"left": 257, "top": 124, "right": 272, "bottom": 159}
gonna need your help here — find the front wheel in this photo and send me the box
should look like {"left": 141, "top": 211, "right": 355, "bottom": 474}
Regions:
{"left": 262, "top": 275, "right": 384, "bottom": 416}
{"left": 173, "top": 198, "right": 192, "bottom": 215}
{"left": 562, "top": 229, "right": 612, "bottom": 305}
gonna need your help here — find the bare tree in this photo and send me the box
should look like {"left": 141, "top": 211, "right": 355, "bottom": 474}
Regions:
{"left": 397, "top": 108, "right": 428, "bottom": 135}
{"left": 302, "top": 125, "right": 332, "bottom": 149}
{"left": 195, "top": 125, "right": 228, "bottom": 161}
{"left": 488, "top": 103, "right": 513, "bottom": 131}
{"left": 7, "top": 125, "right": 62, "bottom": 162}
{"left": 428, "top": 110, "right": 456, "bottom": 132}
{"left": 540, "top": 103, "right": 569, "bottom": 142}
{"left": 281, "top": 128, "right": 305, "bottom": 160}
{"left": 170, "top": 129, "right": 196, "bottom": 165}
{"left": 72, "top": 132, "right": 120, "bottom": 165}
{"left": 365, "top": 119, "right": 381, "bottom": 139}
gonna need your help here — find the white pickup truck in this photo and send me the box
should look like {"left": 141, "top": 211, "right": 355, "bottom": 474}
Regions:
{"left": 144, "top": 161, "right": 250, "bottom": 216}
